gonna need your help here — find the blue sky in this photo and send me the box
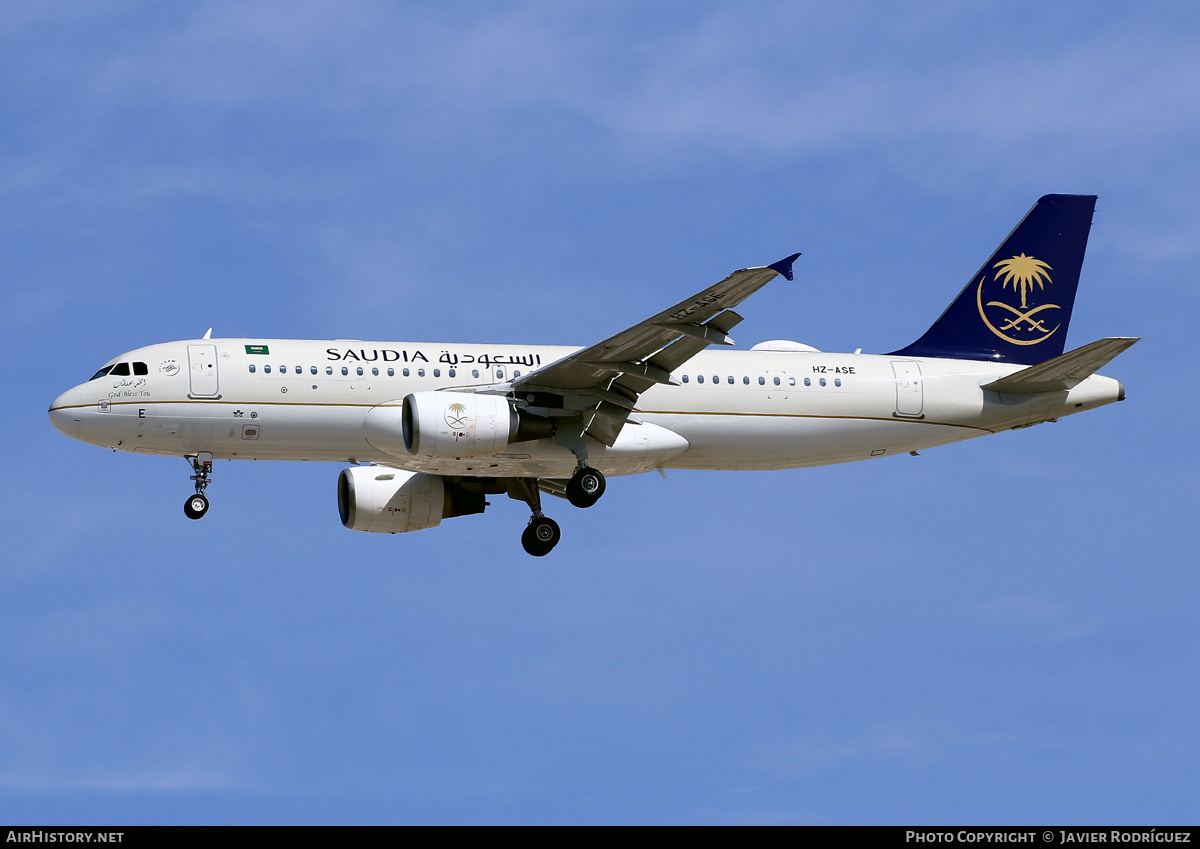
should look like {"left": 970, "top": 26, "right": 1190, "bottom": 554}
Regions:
{"left": 3, "top": 1, "right": 1198, "bottom": 824}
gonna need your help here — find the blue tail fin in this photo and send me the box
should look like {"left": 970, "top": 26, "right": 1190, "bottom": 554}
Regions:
{"left": 890, "top": 194, "right": 1097, "bottom": 365}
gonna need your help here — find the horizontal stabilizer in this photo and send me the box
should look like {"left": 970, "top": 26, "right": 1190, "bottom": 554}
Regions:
{"left": 982, "top": 337, "right": 1139, "bottom": 394}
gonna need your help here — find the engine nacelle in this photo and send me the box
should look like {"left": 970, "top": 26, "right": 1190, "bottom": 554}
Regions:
{"left": 400, "top": 391, "right": 517, "bottom": 459}
{"left": 338, "top": 466, "right": 445, "bottom": 533}
{"left": 338, "top": 466, "right": 488, "bottom": 533}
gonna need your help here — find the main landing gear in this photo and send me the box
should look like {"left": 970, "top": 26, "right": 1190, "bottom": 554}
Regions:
{"left": 510, "top": 478, "right": 561, "bottom": 557}
{"left": 509, "top": 467, "right": 605, "bottom": 556}
{"left": 522, "top": 515, "right": 561, "bottom": 558}
{"left": 183, "top": 452, "right": 212, "bottom": 520}
{"left": 565, "top": 465, "right": 606, "bottom": 508}
{"left": 553, "top": 427, "right": 606, "bottom": 510}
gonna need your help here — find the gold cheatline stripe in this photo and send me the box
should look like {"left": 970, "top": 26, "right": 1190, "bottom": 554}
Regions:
{"left": 52, "top": 399, "right": 381, "bottom": 410}
{"left": 639, "top": 409, "right": 991, "bottom": 432}
{"left": 51, "top": 399, "right": 992, "bottom": 433}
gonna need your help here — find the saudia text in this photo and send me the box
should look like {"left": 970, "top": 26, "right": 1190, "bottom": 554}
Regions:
{"left": 325, "top": 348, "right": 541, "bottom": 368}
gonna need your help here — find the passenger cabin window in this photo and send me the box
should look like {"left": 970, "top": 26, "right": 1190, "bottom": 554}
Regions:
{"left": 356, "top": 367, "right": 364, "bottom": 376}
{"left": 249, "top": 364, "right": 256, "bottom": 373}
{"left": 295, "top": 366, "right": 302, "bottom": 374}
{"left": 448, "top": 368, "right": 456, "bottom": 378}
{"left": 804, "top": 378, "right": 811, "bottom": 386}
{"left": 341, "top": 367, "right": 348, "bottom": 375}
{"left": 472, "top": 369, "right": 480, "bottom": 379}
{"left": 110, "top": 363, "right": 131, "bottom": 376}
{"left": 264, "top": 365, "right": 272, "bottom": 373}
{"left": 727, "top": 375, "right": 734, "bottom": 384}
{"left": 133, "top": 362, "right": 148, "bottom": 375}
{"left": 326, "top": 366, "right": 333, "bottom": 375}
{"left": 758, "top": 376, "right": 765, "bottom": 385}
{"left": 682, "top": 375, "right": 689, "bottom": 384}
{"left": 89, "top": 366, "right": 113, "bottom": 381}
{"left": 387, "top": 368, "right": 394, "bottom": 377}
{"left": 433, "top": 368, "right": 441, "bottom": 378}
{"left": 418, "top": 369, "right": 425, "bottom": 377}
{"left": 403, "top": 368, "right": 410, "bottom": 377}
{"left": 743, "top": 376, "right": 749, "bottom": 385}
{"left": 311, "top": 366, "right": 318, "bottom": 375}
{"left": 372, "top": 367, "right": 379, "bottom": 376}
{"left": 774, "top": 377, "right": 780, "bottom": 386}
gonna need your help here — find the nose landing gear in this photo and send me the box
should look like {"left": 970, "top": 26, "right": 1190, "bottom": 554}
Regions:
{"left": 184, "top": 452, "right": 213, "bottom": 520}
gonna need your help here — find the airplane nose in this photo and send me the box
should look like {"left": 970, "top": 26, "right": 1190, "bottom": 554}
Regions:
{"left": 49, "top": 393, "right": 82, "bottom": 440}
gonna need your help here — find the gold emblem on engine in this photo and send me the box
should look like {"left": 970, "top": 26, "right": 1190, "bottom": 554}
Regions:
{"left": 977, "top": 253, "right": 1062, "bottom": 345}
{"left": 444, "top": 402, "right": 470, "bottom": 429}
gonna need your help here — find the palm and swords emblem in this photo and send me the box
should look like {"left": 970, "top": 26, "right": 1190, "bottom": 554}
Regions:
{"left": 445, "top": 402, "right": 470, "bottom": 428}
{"left": 976, "top": 253, "right": 1062, "bottom": 345}
{"left": 444, "top": 402, "right": 471, "bottom": 441}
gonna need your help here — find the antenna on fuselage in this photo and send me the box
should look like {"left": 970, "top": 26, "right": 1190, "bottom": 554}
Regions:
{"left": 202, "top": 328, "right": 213, "bottom": 340}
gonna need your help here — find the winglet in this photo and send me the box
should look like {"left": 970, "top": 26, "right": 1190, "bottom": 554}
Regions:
{"left": 767, "top": 252, "right": 802, "bottom": 282}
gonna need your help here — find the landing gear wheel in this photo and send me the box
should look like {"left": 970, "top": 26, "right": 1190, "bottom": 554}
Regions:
{"left": 565, "top": 466, "right": 606, "bottom": 508}
{"left": 184, "top": 492, "right": 209, "bottom": 520}
{"left": 521, "top": 516, "right": 561, "bottom": 556}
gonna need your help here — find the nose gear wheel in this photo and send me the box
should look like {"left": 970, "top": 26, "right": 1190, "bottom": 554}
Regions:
{"left": 184, "top": 492, "right": 209, "bottom": 520}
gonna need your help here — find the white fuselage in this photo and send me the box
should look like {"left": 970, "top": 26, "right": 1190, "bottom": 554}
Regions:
{"left": 48, "top": 337, "right": 1125, "bottom": 479}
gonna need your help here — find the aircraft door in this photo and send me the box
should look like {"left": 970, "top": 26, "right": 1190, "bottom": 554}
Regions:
{"left": 891, "top": 360, "right": 923, "bottom": 418}
{"left": 188, "top": 344, "right": 220, "bottom": 397}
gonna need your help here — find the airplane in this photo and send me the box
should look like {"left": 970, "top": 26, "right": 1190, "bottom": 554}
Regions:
{"left": 48, "top": 194, "right": 1137, "bottom": 556}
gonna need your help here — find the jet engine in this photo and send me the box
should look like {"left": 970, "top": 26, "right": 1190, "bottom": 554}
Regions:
{"left": 338, "top": 466, "right": 488, "bottom": 533}
{"left": 338, "top": 466, "right": 446, "bottom": 533}
{"left": 364, "top": 392, "right": 556, "bottom": 460}
{"left": 402, "top": 391, "right": 519, "bottom": 458}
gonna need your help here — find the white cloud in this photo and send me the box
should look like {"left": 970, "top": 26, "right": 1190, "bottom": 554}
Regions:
{"left": 748, "top": 721, "right": 1039, "bottom": 777}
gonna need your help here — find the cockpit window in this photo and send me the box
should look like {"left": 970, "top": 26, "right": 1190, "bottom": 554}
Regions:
{"left": 133, "top": 362, "right": 148, "bottom": 375}
{"left": 89, "top": 366, "right": 113, "bottom": 381}
{"left": 109, "top": 363, "right": 131, "bottom": 376}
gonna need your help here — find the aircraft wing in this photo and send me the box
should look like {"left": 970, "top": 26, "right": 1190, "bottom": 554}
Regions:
{"left": 512, "top": 252, "right": 800, "bottom": 444}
